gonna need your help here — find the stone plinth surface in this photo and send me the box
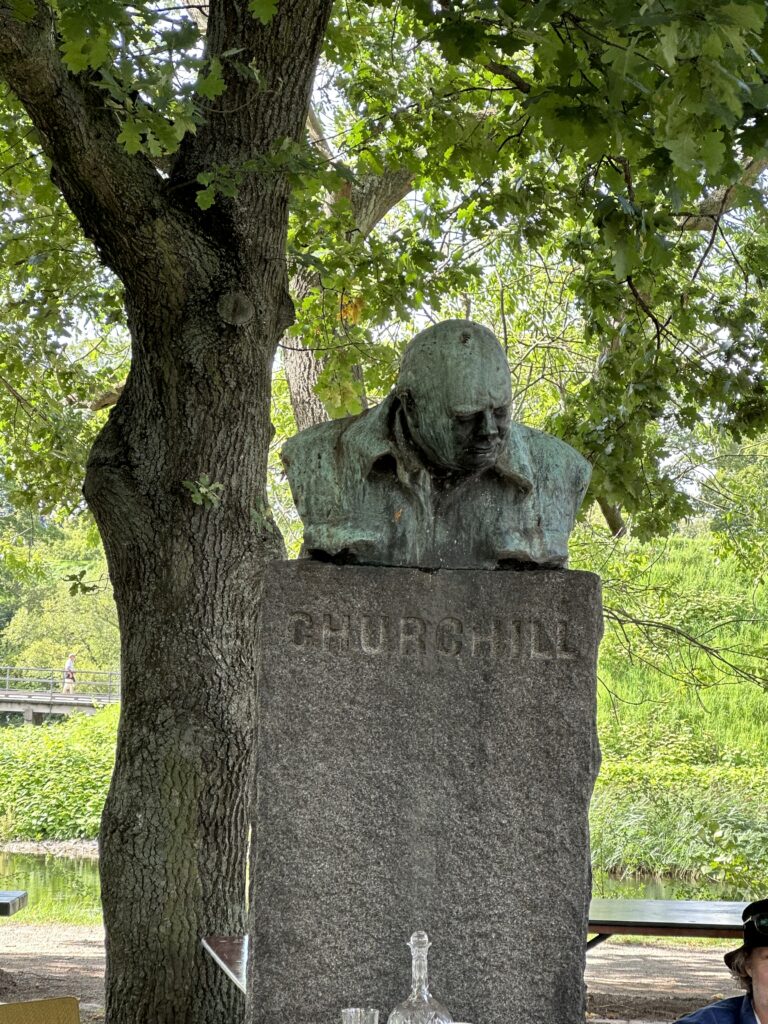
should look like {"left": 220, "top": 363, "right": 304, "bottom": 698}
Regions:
{"left": 248, "top": 561, "right": 602, "bottom": 1024}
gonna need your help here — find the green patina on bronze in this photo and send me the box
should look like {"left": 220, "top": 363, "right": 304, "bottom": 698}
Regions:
{"left": 282, "top": 320, "right": 591, "bottom": 569}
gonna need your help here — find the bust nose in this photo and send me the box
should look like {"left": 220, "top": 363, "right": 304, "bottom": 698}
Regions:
{"left": 478, "top": 409, "right": 498, "bottom": 439}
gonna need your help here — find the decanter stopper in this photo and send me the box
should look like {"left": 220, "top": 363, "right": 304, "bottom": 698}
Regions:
{"left": 386, "top": 931, "right": 453, "bottom": 1024}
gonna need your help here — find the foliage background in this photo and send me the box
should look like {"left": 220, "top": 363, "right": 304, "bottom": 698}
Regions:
{"left": 0, "top": 516, "right": 118, "bottom": 669}
{"left": 0, "top": 0, "right": 768, "bottom": 933}
{"left": 0, "top": 706, "right": 118, "bottom": 840}
{"left": 1, "top": 526, "right": 766, "bottom": 904}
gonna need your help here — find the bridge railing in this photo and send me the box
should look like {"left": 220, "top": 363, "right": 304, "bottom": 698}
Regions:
{"left": 0, "top": 665, "right": 121, "bottom": 702}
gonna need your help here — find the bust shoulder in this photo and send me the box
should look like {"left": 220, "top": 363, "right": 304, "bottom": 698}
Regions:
{"left": 500, "top": 422, "right": 591, "bottom": 498}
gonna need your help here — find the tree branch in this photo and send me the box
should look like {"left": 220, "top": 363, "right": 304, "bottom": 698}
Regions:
{"left": 307, "top": 103, "right": 334, "bottom": 162}
{"left": 597, "top": 496, "right": 627, "bottom": 538}
{"left": 350, "top": 167, "right": 413, "bottom": 237}
{"left": 283, "top": 165, "right": 414, "bottom": 430}
{"left": 485, "top": 60, "right": 531, "bottom": 93}
{"left": 0, "top": 0, "right": 175, "bottom": 288}
{"left": 603, "top": 606, "right": 768, "bottom": 687}
{"left": 677, "top": 156, "right": 768, "bottom": 231}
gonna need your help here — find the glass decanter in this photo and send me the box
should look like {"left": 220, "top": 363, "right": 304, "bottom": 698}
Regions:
{"left": 386, "top": 931, "right": 453, "bottom": 1024}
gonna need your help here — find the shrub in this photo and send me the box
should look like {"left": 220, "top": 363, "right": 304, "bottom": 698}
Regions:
{"left": 0, "top": 706, "right": 118, "bottom": 839}
{"left": 590, "top": 756, "right": 768, "bottom": 897}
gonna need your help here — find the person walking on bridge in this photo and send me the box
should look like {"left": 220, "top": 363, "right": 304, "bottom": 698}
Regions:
{"left": 63, "top": 653, "right": 76, "bottom": 694}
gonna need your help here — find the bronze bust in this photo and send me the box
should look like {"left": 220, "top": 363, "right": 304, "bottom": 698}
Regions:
{"left": 282, "top": 320, "right": 591, "bottom": 569}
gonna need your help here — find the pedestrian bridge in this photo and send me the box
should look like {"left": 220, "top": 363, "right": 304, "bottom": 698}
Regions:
{"left": 0, "top": 666, "right": 120, "bottom": 724}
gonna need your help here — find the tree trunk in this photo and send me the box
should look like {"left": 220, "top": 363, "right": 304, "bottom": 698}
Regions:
{"left": 85, "top": 266, "right": 286, "bottom": 1021}
{"left": 283, "top": 266, "right": 328, "bottom": 430}
{"left": 283, "top": 169, "right": 413, "bottom": 430}
{"left": 0, "top": 5, "right": 377, "bottom": 1020}
{"left": 597, "top": 496, "right": 628, "bottom": 538}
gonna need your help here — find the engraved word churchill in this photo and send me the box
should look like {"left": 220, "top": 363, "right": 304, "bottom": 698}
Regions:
{"left": 286, "top": 610, "right": 580, "bottom": 661}
{"left": 282, "top": 319, "right": 592, "bottom": 570}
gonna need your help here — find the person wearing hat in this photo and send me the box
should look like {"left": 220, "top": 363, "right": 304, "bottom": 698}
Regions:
{"left": 675, "top": 900, "right": 768, "bottom": 1023}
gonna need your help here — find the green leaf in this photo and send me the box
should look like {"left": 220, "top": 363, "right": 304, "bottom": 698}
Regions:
{"left": 197, "top": 58, "right": 227, "bottom": 100}
{"left": 196, "top": 187, "right": 217, "bottom": 210}
{"left": 60, "top": 40, "right": 92, "bottom": 74}
{"left": 748, "top": 83, "right": 768, "bottom": 109}
{"left": 657, "top": 24, "right": 679, "bottom": 67}
{"left": 172, "top": 113, "right": 198, "bottom": 140}
{"left": 700, "top": 31, "right": 724, "bottom": 59}
{"left": 721, "top": 2, "right": 765, "bottom": 32}
{"left": 700, "top": 130, "right": 725, "bottom": 174}
{"left": 9, "top": 0, "right": 36, "bottom": 22}
{"left": 88, "top": 35, "right": 110, "bottom": 70}
{"left": 249, "top": 0, "right": 279, "bottom": 25}
{"left": 60, "top": 27, "right": 111, "bottom": 73}
{"left": 117, "top": 120, "right": 143, "bottom": 155}
{"left": 611, "top": 237, "right": 637, "bottom": 281}
{"left": 665, "top": 132, "right": 698, "bottom": 171}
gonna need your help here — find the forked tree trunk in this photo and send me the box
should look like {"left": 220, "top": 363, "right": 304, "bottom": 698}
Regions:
{"left": 0, "top": 1, "right": 335, "bottom": 1018}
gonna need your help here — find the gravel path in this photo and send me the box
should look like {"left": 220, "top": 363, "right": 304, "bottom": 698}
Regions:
{"left": 0, "top": 922, "right": 744, "bottom": 1023}
{"left": 585, "top": 940, "right": 742, "bottom": 1021}
{"left": 0, "top": 924, "right": 105, "bottom": 1022}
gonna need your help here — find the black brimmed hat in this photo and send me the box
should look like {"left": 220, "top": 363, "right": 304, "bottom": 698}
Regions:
{"left": 725, "top": 899, "right": 768, "bottom": 969}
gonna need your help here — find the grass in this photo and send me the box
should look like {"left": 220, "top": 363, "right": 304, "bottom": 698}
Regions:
{"left": 595, "top": 533, "right": 768, "bottom": 758}
{"left": 0, "top": 894, "right": 103, "bottom": 926}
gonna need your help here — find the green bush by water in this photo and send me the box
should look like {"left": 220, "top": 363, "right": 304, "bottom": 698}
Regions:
{"left": 591, "top": 755, "right": 768, "bottom": 897}
{"left": 593, "top": 671, "right": 768, "bottom": 895}
{"left": 0, "top": 706, "right": 118, "bottom": 840}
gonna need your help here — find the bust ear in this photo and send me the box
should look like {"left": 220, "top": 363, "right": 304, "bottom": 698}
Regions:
{"left": 397, "top": 387, "right": 418, "bottom": 421}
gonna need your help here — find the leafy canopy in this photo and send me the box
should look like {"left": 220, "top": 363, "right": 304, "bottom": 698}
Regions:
{"left": 2, "top": 0, "right": 768, "bottom": 540}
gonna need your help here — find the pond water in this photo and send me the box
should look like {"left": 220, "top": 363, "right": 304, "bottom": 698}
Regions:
{"left": 0, "top": 850, "right": 101, "bottom": 924}
{"left": 0, "top": 850, "right": 740, "bottom": 926}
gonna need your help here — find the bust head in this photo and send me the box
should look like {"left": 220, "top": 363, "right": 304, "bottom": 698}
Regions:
{"left": 395, "top": 320, "right": 512, "bottom": 473}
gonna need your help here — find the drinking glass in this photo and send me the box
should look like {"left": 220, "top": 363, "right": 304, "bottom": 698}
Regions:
{"left": 342, "top": 1008, "right": 379, "bottom": 1024}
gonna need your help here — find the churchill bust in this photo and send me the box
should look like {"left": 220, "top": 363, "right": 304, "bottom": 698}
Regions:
{"left": 281, "top": 320, "right": 591, "bottom": 569}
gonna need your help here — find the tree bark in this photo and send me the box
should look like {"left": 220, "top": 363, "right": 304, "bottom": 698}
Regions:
{"left": 677, "top": 156, "right": 768, "bottom": 231}
{"left": 86, "top": 285, "right": 285, "bottom": 1024}
{"left": 0, "top": 2, "right": 333, "bottom": 1022}
{"left": 283, "top": 264, "right": 332, "bottom": 430}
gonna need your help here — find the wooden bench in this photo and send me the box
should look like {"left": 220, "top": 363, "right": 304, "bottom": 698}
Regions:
{"left": 587, "top": 898, "right": 745, "bottom": 948}
{"left": 203, "top": 898, "right": 748, "bottom": 991}
{"left": 0, "top": 891, "right": 28, "bottom": 917}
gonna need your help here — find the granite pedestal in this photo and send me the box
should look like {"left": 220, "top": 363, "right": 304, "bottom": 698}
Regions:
{"left": 248, "top": 561, "right": 602, "bottom": 1024}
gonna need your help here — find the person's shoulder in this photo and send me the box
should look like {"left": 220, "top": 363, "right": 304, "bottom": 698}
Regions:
{"left": 674, "top": 995, "right": 751, "bottom": 1023}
